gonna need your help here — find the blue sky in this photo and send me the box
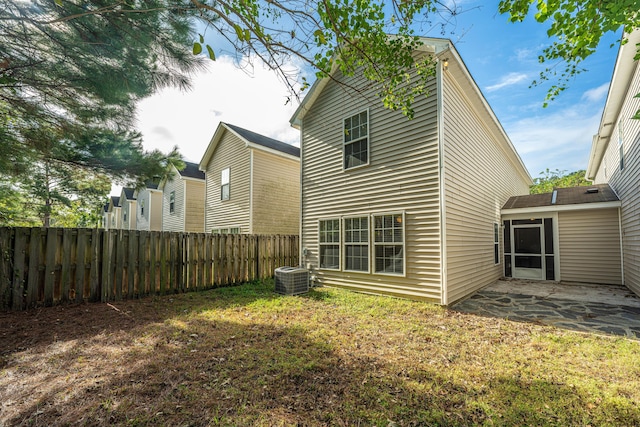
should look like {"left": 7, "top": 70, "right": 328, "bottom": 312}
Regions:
{"left": 133, "top": 1, "right": 621, "bottom": 188}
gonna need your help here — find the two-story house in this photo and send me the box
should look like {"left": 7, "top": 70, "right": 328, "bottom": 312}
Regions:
{"left": 290, "top": 37, "right": 532, "bottom": 304}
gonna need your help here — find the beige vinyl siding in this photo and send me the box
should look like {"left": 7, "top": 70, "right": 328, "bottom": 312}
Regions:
{"left": 593, "top": 61, "right": 640, "bottom": 294}
{"left": 558, "top": 208, "right": 622, "bottom": 285}
{"left": 149, "top": 191, "right": 163, "bottom": 231}
{"left": 251, "top": 150, "right": 300, "bottom": 235}
{"left": 184, "top": 179, "right": 205, "bottom": 233}
{"left": 204, "top": 130, "right": 251, "bottom": 232}
{"left": 442, "top": 68, "right": 530, "bottom": 304}
{"left": 300, "top": 67, "right": 443, "bottom": 302}
{"left": 161, "top": 171, "right": 184, "bottom": 232}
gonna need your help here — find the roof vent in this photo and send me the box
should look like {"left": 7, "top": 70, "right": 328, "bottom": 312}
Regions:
{"left": 586, "top": 188, "right": 599, "bottom": 194}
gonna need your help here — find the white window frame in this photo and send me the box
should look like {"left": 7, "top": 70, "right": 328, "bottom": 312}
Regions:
{"left": 343, "top": 109, "right": 370, "bottom": 171}
{"left": 169, "top": 191, "right": 175, "bottom": 214}
{"left": 140, "top": 198, "right": 145, "bottom": 216}
{"left": 494, "top": 222, "right": 500, "bottom": 265}
{"left": 221, "top": 167, "right": 230, "bottom": 201}
{"left": 318, "top": 218, "right": 341, "bottom": 271}
{"left": 343, "top": 215, "right": 370, "bottom": 273}
{"left": 372, "top": 212, "right": 405, "bottom": 276}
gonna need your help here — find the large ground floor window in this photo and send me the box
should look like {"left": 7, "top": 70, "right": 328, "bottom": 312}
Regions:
{"left": 317, "top": 213, "right": 405, "bottom": 275}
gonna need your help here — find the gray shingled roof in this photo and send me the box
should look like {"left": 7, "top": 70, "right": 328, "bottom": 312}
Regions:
{"left": 111, "top": 196, "right": 120, "bottom": 207}
{"left": 179, "top": 161, "right": 205, "bottom": 180}
{"left": 503, "top": 184, "right": 619, "bottom": 209}
{"left": 225, "top": 123, "right": 300, "bottom": 157}
{"left": 122, "top": 188, "right": 135, "bottom": 200}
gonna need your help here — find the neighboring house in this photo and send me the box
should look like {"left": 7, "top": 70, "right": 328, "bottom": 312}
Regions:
{"left": 103, "top": 196, "right": 120, "bottom": 229}
{"left": 585, "top": 29, "right": 640, "bottom": 296}
{"left": 199, "top": 122, "right": 300, "bottom": 235}
{"left": 160, "top": 162, "right": 206, "bottom": 233}
{"left": 135, "top": 182, "right": 163, "bottom": 231}
{"left": 119, "top": 188, "right": 137, "bottom": 230}
{"left": 290, "top": 37, "right": 532, "bottom": 305}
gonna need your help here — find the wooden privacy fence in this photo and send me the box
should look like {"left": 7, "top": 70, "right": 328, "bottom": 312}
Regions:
{"left": 0, "top": 228, "right": 299, "bottom": 311}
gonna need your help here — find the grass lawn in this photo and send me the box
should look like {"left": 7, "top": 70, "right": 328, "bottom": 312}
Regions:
{"left": 1, "top": 280, "right": 639, "bottom": 426}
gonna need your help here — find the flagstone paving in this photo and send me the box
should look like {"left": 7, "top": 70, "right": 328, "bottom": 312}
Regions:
{"left": 452, "top": 280, "right": 640, "bottom": 339}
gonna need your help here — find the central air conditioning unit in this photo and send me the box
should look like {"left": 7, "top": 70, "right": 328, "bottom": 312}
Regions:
{"left": 274, "top": 266, "right": 309, "bottom": 295}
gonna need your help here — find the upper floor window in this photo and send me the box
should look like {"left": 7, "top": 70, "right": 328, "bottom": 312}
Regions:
{"left": 343, "top": 110, "right": 369, "bottom": 170}
{"left": 169, "top": 191, "right": 175, "bottom": 214}
{"left": 140, "top": 199, "right": 145, "bottom": 216}
{"left": 618, "top": 119, "right": 625, "bottom": 171}
{"left": 221, "top": 168, "right": 230, "bottom": 200}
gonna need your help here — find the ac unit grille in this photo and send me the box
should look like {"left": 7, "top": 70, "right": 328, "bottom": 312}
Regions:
{"left": 275, "top": 267, "right": 309, "bottom": 295}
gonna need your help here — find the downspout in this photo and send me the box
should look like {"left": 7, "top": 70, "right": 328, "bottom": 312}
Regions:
{"left": 183, "top": 180, "right": 187, "bottom": 232}
{"left": 437, "top": 55, "right": 448, "bottom": 305}
{"left": 249, "top": 150, "right": 254, "bottom": 234}
{"left": 299, "top": 122, "right": 305, "bottom": 270}
{"left": 619, "top": 206, "right": 625, "bottom": 286}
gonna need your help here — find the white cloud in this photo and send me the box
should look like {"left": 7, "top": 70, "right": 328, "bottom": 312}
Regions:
{"left": 504, "top": 108, "right": 602, "bottom": 176}
{"left": 134, "top": 55, "right": 302, "bottom": 164}
{"left": 485, "top": 72, "right": 529, "bottom": 92}
{"left": 581, "top": 83, "right": 610, "bottom": 103}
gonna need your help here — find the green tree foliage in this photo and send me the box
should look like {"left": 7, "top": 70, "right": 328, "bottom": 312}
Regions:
{"left": 0, "top": 0, "right": 199, "bottom": 226}
{"left": 498, "top": 0, "right": 640, "bottom": 113}
{"left": 530, "top": 169, "right": 591, "bottom": 194}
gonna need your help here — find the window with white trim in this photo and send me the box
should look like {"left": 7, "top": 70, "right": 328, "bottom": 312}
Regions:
{"left": 229, "top": 227, "right": 240, "bottom": 234}
{"left": 319, "top": 219, "right": 340, "bottom": 270}
{"left": 494, "top": 223, "right": 500, "bottom": 265}
{"left": 373, "top": 213, "right": 404, "bottom": 275}
{"left": 343, "top": 110, "right": 369, "bottom": 169}
{"left": 344, "top": 216, "right": 369, "bottom": 272}
{"left": 169, "top": 191, "right": 175, "bottom": 214}
{"left": 140, "top": 199, "right": 145, "bottom": 216}
{"left": 221, "top": 168, "right": 230, "bottom": 200}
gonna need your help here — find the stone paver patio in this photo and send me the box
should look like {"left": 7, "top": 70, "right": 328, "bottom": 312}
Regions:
{"left": 452, "top": 279, "right": 640, "bottom": 339}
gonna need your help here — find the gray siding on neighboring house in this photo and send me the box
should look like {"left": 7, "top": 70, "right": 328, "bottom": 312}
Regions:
{"left": 592, "top": 53, "right": 640, "bottom": 295}
{"left": 251, "top": 149, "right": 300, "bottom": 235}
{"left": 558, "top": 208, "right": 622, "bottom": 285}
{"left": 299, "top": 67, "right": 443, "bottom": 302}
{"left": 204, "top": 130, "right": 251, "bottom": 232}
{"left": 442, "top": 65, "right": 531, "bottom": 304}
{"left": 136, "top": 189, "right": 162, "bottom": 231}
{"left": 162, "top": 170, "right": 184, "bottom": 232}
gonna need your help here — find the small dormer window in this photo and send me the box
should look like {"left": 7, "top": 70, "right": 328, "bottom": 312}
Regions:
{"left": 343, "top": 110, "right": 369, "bottom": 170}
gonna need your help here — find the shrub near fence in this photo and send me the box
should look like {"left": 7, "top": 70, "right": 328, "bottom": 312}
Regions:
{"left": 0, "top": 228, "right": 299, "bottom": 311}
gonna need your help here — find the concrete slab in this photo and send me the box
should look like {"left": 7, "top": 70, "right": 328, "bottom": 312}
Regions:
{"left": 485, "top": 279, "right": 640, "bottom": 308}
{"left": 452, "top": 279, "right": 640, "bottom": 339}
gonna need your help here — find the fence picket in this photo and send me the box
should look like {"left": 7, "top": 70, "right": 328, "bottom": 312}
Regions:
{"left": 0, "top": 228, "right": 298, "bottom": 311}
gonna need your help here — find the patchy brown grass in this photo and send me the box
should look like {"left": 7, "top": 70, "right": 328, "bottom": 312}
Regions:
{"left": 1, "top": 281, "right": 639, "bottom": 426}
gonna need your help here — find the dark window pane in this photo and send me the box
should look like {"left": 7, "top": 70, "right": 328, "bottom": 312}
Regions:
{"left": 512, "top": 219, "right": 542, "bottom": 225}
{"left": 344, "top": 139, "right": 368, "bottom": 169}
{"left": 375, "top": 245, "right": 403, "bottom": 274}
{"left": 545, "top": 255, "right": 555, "bottom": 280}
{"left": 514, "top": 255, "right": 542, "bottom": 269}
{"left": 544, "top": 218, "right": 554, "bottom": 254}
{"left": 514, "top": 227, "right": 541, "bottom": 254}
{"left": 504, "top": 220, "right": 511, "bottom": 254}
{"left": 494, "top": 244, "right": 499, "bottom": 264}
{"left": 320, "top": 245, "right": 340, "bottom": 269}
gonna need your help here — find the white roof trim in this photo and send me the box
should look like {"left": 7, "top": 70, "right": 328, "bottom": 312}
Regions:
{"left": 586, "top": 29, "right": 640, "bottom": 180}
{"left": 502, "top": 200, "right": 621, "bottom": 216}
{"left": 289, "top": 37, "right": 450, "bottom": 129}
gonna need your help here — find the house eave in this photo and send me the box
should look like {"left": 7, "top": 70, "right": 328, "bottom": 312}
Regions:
{"left": 586, "top": 29, "right": 640, "bottom": 180}
{"left": 501, "top": 200, "right": 621, "bottom": 216}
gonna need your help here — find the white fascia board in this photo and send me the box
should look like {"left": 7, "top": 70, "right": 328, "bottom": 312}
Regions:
{"left": 502, "top": 200, "right": 621, "bottom": 216}
{"left": 199, "top": 122, "right": 228, "bottom": 171}
{"left": 586, "top": 29, "right": 640, "bottom": 179}
{"left": 245, "top": 141, "right": 300, "bottom": 162}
